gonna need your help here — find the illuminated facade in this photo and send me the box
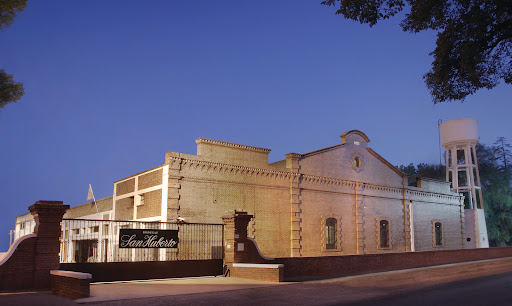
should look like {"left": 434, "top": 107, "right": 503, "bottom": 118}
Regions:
{"left": 15, "top": 130, "right": 467, "bottom": 258}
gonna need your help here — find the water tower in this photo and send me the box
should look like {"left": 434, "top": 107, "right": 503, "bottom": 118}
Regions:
{"left": 440, "top": 118, "right": 488, "bottom": 248}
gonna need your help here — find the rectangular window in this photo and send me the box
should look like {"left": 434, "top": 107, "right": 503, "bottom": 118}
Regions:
{"left": 434, "top": 222, "right": 442, "bottom": 246}
{"left": 379, "top": 220, "right": 390, "bottom": 248}
{"left": 326, "top": 218, "right": 337, "bottom": 249}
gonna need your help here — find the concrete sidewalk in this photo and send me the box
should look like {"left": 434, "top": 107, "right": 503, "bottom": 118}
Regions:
{"left": 2, "top": 256, "right": 512, "bottom": 305}
{"left": 79, "top": 276, "right": 287, "bottom": 303}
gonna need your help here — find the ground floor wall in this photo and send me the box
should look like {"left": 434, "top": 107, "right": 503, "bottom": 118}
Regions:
{"left": 178, "top": 179, "right": 292, "bottom": 258}
{"left": 412, "top": 200, "right": 464, "bottom": 251}
{"left": 300, "top": 191, "right": 356, "bottom": 257}
{"left": 174, "top": 178, "right": 464, "bottom": 259}
{"left": 296, "top": 189, "right": 464, "bottom": 257}
{"left": 59, "top": 260, "right": 223, "bottom": 282}
{"left": 224, "top": 209, "right": 498, "bottom": 283}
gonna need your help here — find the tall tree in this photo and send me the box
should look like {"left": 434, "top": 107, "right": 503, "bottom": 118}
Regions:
{"left": 0, "top": 0, "right": 27, "bottom": 109}
{"left": 416, "top": 163, "right": 445, "bottom": 181}
{"left": 493, "top": 137, "right": 512, "bottom": 172}
{"left": 321, "top": 0, "right": 512, "bottom": 103}
{"left": 397, "top": 162, "right": 445, "bottom": 185}
{"left": 477, "top": 142, "right": 512, "bottom": 247}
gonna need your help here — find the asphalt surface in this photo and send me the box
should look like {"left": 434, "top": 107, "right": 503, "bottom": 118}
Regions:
{"left": 83, "top": 270, "right": 512, "bottom": 306}
{"left": 346, "top": 271, "right": 512, "bottom": 306}
{"left": 2, "top": 257, "right": 512, "bottom": 305}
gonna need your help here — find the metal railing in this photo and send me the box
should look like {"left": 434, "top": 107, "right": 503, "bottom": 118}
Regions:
{"left": 60, "top": 219, "right": 224, "bottom": 263}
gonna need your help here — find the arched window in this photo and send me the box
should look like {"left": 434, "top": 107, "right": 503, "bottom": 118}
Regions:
{"left": 326, "top": 218, "right": 337, "bottom": 249}
{"left": 379, "top": 220, "right": 390, "bottom": 248}
{"left": 434, "top": 222, "right": 443, "bottom": 246}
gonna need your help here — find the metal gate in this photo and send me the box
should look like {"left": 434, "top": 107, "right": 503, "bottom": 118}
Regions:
{"left": 59, "top": 219, "right": 224, "bottom": 282}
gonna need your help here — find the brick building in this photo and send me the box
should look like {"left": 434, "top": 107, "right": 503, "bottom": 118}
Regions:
{"left": 14, "top": 130, "right": 465, "bottom": 258}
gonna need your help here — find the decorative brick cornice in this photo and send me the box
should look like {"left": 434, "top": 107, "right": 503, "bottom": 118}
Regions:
{"left": 405, "top": 189, "right": 461, "bottom": 204}
{"left": 195, "top": 138, "right": 271, "bottom": 154}
{"left": 29, "top": 201, "right": 70, "bottom": 214}
{"left": 169, "top": 157, "right": 291, "bottom": 180}
{"left": 285, "top": 153, "right": 302, "bottom": 159}
{"left": 301, "top": 174, "right": 356, "bottom": 189}
{"left": 167, "top": 157, "right": 461, "bottom": 203}
{"left": 364, "top": 184, "right": 402, "bottom": 195}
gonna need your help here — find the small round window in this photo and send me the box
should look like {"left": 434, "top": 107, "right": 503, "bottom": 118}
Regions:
{"left": 352, "top": 154, "right": 363, "bottom": 172}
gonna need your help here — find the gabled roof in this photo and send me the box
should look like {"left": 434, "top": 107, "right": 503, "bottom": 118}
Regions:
{"left": 366, "top": 147, "right": 407, "bottom": 178}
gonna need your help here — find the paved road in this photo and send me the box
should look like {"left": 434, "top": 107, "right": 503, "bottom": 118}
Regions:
{"left": 3, "top": 257, "right": 512, "bottom": 305}
{"left": 3, "top": 272, "right": 512, "bottom": 306}
{"left": 347, "top": 271, "right": 512, "bottom": 306}
{"left": 88, "top": 271, "right": 512, "bottom": 306}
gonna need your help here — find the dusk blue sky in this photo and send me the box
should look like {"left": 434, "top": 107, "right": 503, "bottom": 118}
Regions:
{"left": 1, "top": 1, "right": 511, "bottom": 250}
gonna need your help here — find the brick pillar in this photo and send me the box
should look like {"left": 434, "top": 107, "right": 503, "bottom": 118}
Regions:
{"left": 167, "top": 155, "right": 182, "bottom": 221}
{"left": 29, "top": 200, "right": 69, "bottom": 289}
{"left": 222, "top": 211, "right": 254, "bottom": 268}
{"left": 286, "top": 153, "right": 302, "bottom": 257}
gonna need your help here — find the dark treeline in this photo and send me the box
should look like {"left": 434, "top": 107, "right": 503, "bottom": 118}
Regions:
{"left": 398, "top": 138, "right": 512, "bottom": 247}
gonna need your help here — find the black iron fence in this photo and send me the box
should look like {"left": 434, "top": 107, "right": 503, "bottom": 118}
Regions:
{"left": 60, "top": 219, "right": 224, "bottom": 263}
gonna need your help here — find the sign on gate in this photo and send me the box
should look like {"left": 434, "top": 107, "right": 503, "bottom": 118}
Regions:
{"left": 119, "top": 229, "right": 178, "bottom": 248}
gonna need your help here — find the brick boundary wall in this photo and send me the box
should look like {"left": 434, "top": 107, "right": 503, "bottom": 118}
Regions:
{"left": 0, "top": 201, "right": 69, "bottom": 291}
{"left": 223, "top": 211, "right": 512, "bottom": 282}
{"left": 273, "top": 247, "right": 512, "bottom": 280}
{"left": 0, "top": 235, "right": 37, "bottom": 291}
{"left": 50, "top": 270, "right": 91, "bottom": 300}
{"left": 231, "top": 263, "right": 284, "bottom": 282}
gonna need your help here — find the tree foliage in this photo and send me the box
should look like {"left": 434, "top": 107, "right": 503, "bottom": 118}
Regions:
{"left": 0, "top": 70, "right": 24, "bottom": 108}
{"left": 493, "top": 137, "right": 512, "bottom": 172}
{"left": 476, "top": 142, "right": 512, "bottom": 247}
{"left": 0, "top": 0, "right": 26, "bottom": 30}
{"left": 0, "top": 0, "right": 26, "bottom": 109}
{"left": 397, "top": 162, "right": 445, "bottom": 185}
{"left": 321, "top": 0, "right": 512, "bottom": 103}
